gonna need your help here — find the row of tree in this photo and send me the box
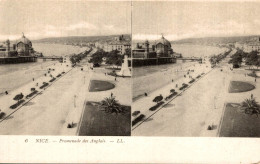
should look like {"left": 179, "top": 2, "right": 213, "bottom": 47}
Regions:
{"left": 228, "top": 50, "right": 260, "bottom": 69}
{"left": 209, "top": 49, "right": 232, "bottom": 66}
{"left": 88, "top": 49, "right": 130, "bottom": 67}
{"left": 69, "top": 48, "right": 92, "bottom": 65}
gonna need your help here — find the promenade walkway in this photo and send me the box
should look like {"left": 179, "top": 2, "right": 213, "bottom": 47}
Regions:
{"left": 132, "top": 49, "right": 258, "bottom": 137}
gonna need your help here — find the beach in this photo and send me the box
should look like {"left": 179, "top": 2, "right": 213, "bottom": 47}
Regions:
{"left": 0, "top": 43, "right": 89, "bottom": 95}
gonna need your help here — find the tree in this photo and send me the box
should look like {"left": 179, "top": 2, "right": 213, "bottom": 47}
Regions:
{"left": 245, "top": 51, "right": 258, "bottom": 69}
{"left": 229, "top": 50, "right": 243, "bottom": 68}
{"left": 13, "top": 93, "right": 24, "bottom": 103}
{"left": 239, "top": 96, "right": 260, "bottom": 117}
{"left": 100, "top": 95, "right": 122, "bottom": 114}
{"left": 153, "top": 95, "right": 163, "bottom": 104}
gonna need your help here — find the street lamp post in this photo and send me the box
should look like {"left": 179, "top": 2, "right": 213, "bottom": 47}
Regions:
{"left": 214, "top": 96, "right": 216, "bottom": 109}
{"left": 74, "top": 95, "right": 77, "bottom": 108}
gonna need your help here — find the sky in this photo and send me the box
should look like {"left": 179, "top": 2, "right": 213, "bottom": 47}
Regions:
{"left": 132, "top": 1, "right": 260, "bottom": 41}
{"left": 0, "top": 0, "right": 131, "bottom": 41}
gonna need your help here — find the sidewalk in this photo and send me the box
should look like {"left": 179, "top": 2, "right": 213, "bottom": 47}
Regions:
{"left": 0, "top": 61, "right": 72, "bottom": 122}
{"left": 132, "top": 61, "right": 212, "bottom": 129}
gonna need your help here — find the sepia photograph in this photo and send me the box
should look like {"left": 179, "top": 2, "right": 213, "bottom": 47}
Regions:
{"left": 0, "top": 0, "right": 131, "bottom": 136}
{"left": 1, "top": 0, "right": 260, "bottom": 163}
{"left": 131, "top": 1, "right": 260, "bottom": 137}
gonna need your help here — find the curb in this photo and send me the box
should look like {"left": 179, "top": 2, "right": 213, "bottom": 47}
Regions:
{"left": 217, "top": 102, "right": 227, "bottom": 137}
{"left": 76, "top": 100, "right": 87, "bottom": 136}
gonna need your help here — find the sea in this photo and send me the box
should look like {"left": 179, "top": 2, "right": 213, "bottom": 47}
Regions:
{"left": 132, "top": 44, "right": 228, "bottom": 100}
{"left": 0, "top": 43, "right": 88, "bottom": 95}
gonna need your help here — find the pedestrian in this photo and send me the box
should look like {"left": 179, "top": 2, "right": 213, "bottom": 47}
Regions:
{"left": 115, "top": 77, "right": 117, "bottom": 81}
{"left": 5, "top": 91, "right": 8, "bottom": 95}
{"left": 255, "top": 78, "right": 257, "bottom": 82}
{"left": 111, "top": 92, "right": 113, "bottom": 97}
{"left": 144, "top": 92, "right": 148, "bottom": 96}
{"left": 172, "top": 79, "right": 173, "bottom": 82}
{"left": 33, "top": 78, "right": 34, "bottom": 81}
{"left": 251, "top": 94, "right": 253, "bottom": 99}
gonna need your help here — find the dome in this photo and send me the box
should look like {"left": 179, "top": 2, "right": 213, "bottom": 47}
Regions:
{"left": 156, "top": 35, "right": 171, "bottom": 48}
{"left": 16, "top": 34, "right": 32, "bottom": 47}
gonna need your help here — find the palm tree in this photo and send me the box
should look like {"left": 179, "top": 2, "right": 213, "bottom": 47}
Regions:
{"left": 100, "top": 95, "right": 122, "bottom": 114}
{"left": 239, "top": 96, "right": 260, "bottom": 117}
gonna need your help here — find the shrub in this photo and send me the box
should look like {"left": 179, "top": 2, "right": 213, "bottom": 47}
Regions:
{"left": 49, "top": 78, "right": 56, "bottom": 82}
{"left": 153, "top": 95, "right": 163, "bottom": 104}
{"left": 56, "top": 74, "right": 61, "bottom": 78}
{"left": 149, "top": 101, "right": 164, "bottom": 111}
{"left": 10, "top": 99, "right": 25, "bottom": 109}
{"left": 132, "top": 114, "right": 145, "bottom": 126}
{"left": 40, "top": 82, "right": 49, "bottom": 89}
{"left": 132, "top": 111, "right": 140, "bottom": 117}
{"left": 196, "top": 75, "right": 201, "bottom": 79}
{"left": 170, "top": 89, "right": 175, "bottom": 93}
{"left": 165, "top": 92, "right": 178, "bottom": 101}
{"left": 62, "top": 71, "right": 65, "bottom": 74}
{"left": 189, "top": 79, "right": 195, "bottom": 84}
{"left": 31, "top": 88, "right": 36, "bottom": 92}
{"left": 180, "top": 83, "right": 188, "bottom": 90}
{"left": 26, "top": 90, "right": 38, "bottom": 99}
{"left": 13, "top": 93, "right": 24, "bottom": 102}
{"left": 247, "top": 71, "right": 258, "bottom": 78}
{"left": 0, "top": 112, "right": 6, "bottom": 119}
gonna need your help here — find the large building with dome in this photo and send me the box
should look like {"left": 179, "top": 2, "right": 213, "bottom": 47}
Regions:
{"left": 0, "top": 33, "right": 36, "bottom": 64}
{"left": 132, "top": 35, "right": 175, "bottom": 67}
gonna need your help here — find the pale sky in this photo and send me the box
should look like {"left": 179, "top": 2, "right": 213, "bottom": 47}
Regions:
{"left": 132, "top": 1, "right": 260, "bottom": 41}
{"left": 0, "top": 0, "right": 131, "bottom": 41}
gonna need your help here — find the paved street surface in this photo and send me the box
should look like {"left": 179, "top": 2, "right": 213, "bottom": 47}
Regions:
{"left": 133, "top": 50, "right": 260, "bottom": 136}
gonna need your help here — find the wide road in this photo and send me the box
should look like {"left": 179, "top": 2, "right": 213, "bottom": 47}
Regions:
{"left": 133, "top": 59, "right": 231, "bottom": 136}
{"left": 0, "top": 57, "right": 92, "bottom": 135}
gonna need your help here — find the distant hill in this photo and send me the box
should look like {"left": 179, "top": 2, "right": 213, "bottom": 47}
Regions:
{"left": 32, "top": 34, "right": 131, "bottom": 44}
{"left": 171, "top": 35, "right": 260, "bottom": 45}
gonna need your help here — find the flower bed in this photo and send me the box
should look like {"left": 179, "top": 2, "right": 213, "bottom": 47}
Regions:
{"left": 40, "top": 83, "right": 49, "bottom": 89}
{"left": 49, "top": 78, "right": 56, "bottom": 82}
{"left": 165, "top": 92, "right": 178, "bottom": 101}
{"left": 26, "top": 90, "right": 38, "bottom": 99}
{"left": 149, "top": 101, "right": 165, "bottom": 111}
{"left": 132, "top": 114, "right": 145, "bottom": 126}
{"left": 189, "top": 79, "right": 195, "bottom": 84}
{"left": 10, "top": 100, "right": 25, "bottom": 109}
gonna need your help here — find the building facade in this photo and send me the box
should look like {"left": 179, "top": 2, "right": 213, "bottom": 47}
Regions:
{"left": 0, "top": 34, "right": 36, "bottom": 64}
{"left": 132, "top": 35, "right": 176, "bottom": 67}
{"left": 236, "top": 37, "right": 260, "bottom": 53}
{"left": 103, "top": 35, "right": 131, "bottom": 55}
